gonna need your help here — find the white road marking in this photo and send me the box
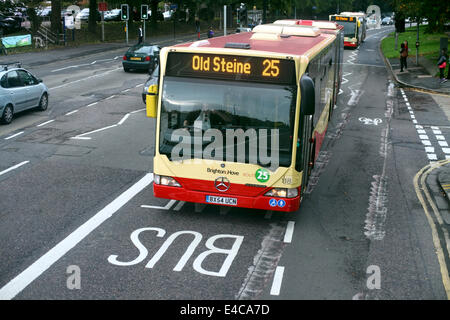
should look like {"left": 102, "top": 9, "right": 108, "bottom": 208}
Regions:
{"left": 422, "top": 140, "right": 431, "bottom": 146}
{"left": 419, "top": 135, "right": 429, "bottom": 140}
{"left": 71, "top": 124, "right": 118, "bottom": 140}
{"left": 121, "top": 89, "right": 131, "bottom": 93}
{"left": 173, "top": 201, "right": 185, "bottom": 211}
{"left": 427, "top": 154, "right": 438, "bottom": 160}
{"left": 104, "top": 95, "right": 115, "bottom": 100}
{"left": 86, "top": 102, "right": 98, "bottom": 107}
{"left": 433, "top": 130, "right": 442, "bottom": 135}
{"left": 283, "top": 221, "right": 295, "bottom": 243}
{"left": 117, "top": 114, "right": 130, "bottom": 125}
{"left": 442, "top": 148, "right": 450, "bottom": 154}
{"left": 65, "top": 110, "right": 79, "bottom": 116}
{"left": 70, "top": 136, "right": 91, "bottom": 140}
{"left": 270, "top": 266, "right": 285, "bottom": 296}
{"left": 135, "top": 84, "right": 144, "bottom": 88}
{"left": 36, "top": 119, "right": 55, "bottom": 127}
{"left": 436, "top": 135, "right": 445, "bottom": 141}
{"left": 130, "top": 108, "right": 145, "bottom": 114}
{"left": 141, "top": 199, "right": 177, "bottom": 210}
{"left": 4, "top": 131, "right": 24, "bottom": 140}
{"left": 0, "top": 161, "right": 29, "bottom": 176}
{"left": 425, "top": 147, "right": 435, "bottom": 153}
{"left": 439, "top": 141, "right": 448, "bottom": 147}
{"left": 0, "top": 173, "right": 154, "bottom": 300}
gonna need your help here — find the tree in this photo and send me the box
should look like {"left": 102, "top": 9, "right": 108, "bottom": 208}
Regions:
{"left": 88, "top": 0, "right": 98, "bottom": 33}
{"left": 51, "top": 0, "right": 62, "bottom": 35}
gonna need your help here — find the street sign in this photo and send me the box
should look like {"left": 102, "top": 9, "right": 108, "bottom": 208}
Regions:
{"left": 98, "top": 2, "right": 107, "bottom": 12}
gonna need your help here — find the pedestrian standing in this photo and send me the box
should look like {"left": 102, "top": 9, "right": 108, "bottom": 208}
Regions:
{"left": 403, "top": 40, "right": 409, "bottom": 69}
{"left": 400, "top": 43, "right": 407, "bottom": 72}
{"left": 137, "top": 25, "right": 143, "bottom": 45}
{"left": 195, "top": 17, "right": 200, "bottom": 40}
{"left": 437, "top": 49, "right": 447, "bottom": 83}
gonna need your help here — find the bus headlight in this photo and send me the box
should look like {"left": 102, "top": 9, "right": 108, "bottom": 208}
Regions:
{"left": 264, "top": 188, "right": 298, "bottom": 198}
{"left": 154, "top": 174, "right": 181, "bottom": 187}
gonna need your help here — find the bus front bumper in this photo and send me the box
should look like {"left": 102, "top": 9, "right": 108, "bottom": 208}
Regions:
{"left": 344, "top": 41, "right": 358, "bottom": 48}
{"left": 153, "top": 184, "right": 301, "bottom": 212}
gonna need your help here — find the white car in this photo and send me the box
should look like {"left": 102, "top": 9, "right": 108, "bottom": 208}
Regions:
{"left": 381, "top": 17, "right": 393, "bottom": 25}
{"left": 0, "top": 63, "right": 49, "bottom": 124}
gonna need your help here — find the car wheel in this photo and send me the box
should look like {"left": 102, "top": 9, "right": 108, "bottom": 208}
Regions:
{"left": 1, "top": 104, "right": 13, "bottom": 124}
{"left": 124, "top": 67, "right": 130, "bottom": 72}
{"left": 38, "top": 93, "right": 48, "bottom": 111}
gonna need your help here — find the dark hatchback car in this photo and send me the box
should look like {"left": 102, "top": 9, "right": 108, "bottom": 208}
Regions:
{"left": 122, "top": 44, "right": 160, "bottom": 73}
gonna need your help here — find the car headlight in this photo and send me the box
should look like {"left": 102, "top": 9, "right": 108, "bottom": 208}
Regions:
{"left": 154, "top": 174, "right": 181, "bottom": 187}
{"left": 264, "top": 187, "right": 298, "bottom": 198}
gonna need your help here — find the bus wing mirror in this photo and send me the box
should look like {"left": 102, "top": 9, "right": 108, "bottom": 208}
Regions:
{"left": 146, "top": 84, "right": 158, "bottom": 118}
{"left": 300, "top": 74, "right": 315, "bottom": 115}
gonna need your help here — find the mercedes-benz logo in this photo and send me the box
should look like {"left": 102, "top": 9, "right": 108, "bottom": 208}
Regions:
{"left": 214, "top": 177, "right": 230, "bottom": 192}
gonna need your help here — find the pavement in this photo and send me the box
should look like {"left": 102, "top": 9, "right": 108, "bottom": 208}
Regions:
{"left": 381, "top": 43, "right": 450, "bottom": 213}
{"left": 386, "top": 56, "right": 450, "bottom": 94}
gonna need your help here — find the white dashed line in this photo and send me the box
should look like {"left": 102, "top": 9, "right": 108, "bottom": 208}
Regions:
{"left": 65, "top": 110, "right": 79, "bottom": 116}
{"left": 0, "top": 161, "right": 29, "bottom": 176}
{"left": 283, "top": 221, "right": 295, "bottom": 243}
{"left": 37, "top": 120, "right": 55, "bottom": 127}
{"left": 270, "top": 266, "right": 285, "bottom": 296}
{"left": 4, "top": 131, "right": 24, "bottom": 140}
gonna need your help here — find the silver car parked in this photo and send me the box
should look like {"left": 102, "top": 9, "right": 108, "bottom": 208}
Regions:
{"left": 0, "top": 63, "right": 49, "bottom": 124}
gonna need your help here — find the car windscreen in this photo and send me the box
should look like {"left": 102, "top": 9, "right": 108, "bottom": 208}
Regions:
{"left": 131, "top": 46, "right": 155, "bottom": 54}
{"left": 159, "top": 76, "right": 297, "bottom": 168}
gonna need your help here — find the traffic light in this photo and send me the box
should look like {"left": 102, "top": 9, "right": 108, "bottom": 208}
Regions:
{"left": 239, "top": 6, "right": 247, "bottom": 25}
{"left": 141, "top": 4, "right": 148, "bottom": 20}
{"left": 121, "top": 4, "right": 129, "bottom": 21}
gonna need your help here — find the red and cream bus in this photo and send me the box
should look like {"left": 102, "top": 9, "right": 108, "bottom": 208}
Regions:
{"left": 146, "top": 24, "right": 341, "bottom": 212}
{"left": 329, "top": 12, "right": 366, "bottom": 48}
{"left": 273, "top": 19, "right": 344, "bottom": 119}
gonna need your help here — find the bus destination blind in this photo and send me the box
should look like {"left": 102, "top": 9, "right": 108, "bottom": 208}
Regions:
{"left": 166, "top": 52, "right": 296, "bottom": 85}
{"left": 331, "top": 16, "right": 355, "bottom": 22}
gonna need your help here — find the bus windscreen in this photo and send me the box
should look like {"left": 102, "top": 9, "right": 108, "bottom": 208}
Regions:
{"left": 330, "top": 16, "right": 357, "bottom": 37}
{"left": 159, "top": 76, "right": 297, "bottom": 168}
{"left": 165, "top": 52, "right": 296, "bottom": 85}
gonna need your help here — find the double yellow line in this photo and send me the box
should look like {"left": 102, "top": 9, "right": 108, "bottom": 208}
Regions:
{"left": 414, "top": 159, "right": 450, "bottom": 299}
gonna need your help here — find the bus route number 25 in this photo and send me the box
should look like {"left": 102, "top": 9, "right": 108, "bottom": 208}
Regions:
{"left": 262, "top": 59, "right": 280, "bottom": 77}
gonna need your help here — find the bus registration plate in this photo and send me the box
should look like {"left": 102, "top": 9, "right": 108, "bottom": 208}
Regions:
{"left": 206, "top": 195, "right": 237, "bottom": 206}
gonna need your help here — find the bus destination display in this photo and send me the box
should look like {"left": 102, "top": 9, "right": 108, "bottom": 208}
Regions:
{"left": 331, "top": 16, "right": 355, "bottom": 22}
{"left": 166, "top": 52, "right": 296, "bottom": 85}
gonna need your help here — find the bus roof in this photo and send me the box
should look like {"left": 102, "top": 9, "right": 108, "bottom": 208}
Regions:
{"left": 339, "top": 11, "right": 366, "bottom": 17}
{"left": 273, "top": 19, "right": 343, "bottom": 30}
{"left": 173, "top": 28, "right": 334, "bottom": 57}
